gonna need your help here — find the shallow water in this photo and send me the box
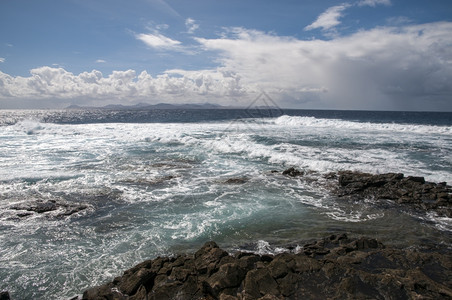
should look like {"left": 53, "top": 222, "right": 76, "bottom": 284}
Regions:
{"left": 0, "top": 109, "right": 451, "bottom": 299}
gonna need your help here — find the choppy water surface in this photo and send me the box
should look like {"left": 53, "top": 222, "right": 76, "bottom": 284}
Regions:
{"left": 0, "top": 109, "right": 451, "bottom": 299}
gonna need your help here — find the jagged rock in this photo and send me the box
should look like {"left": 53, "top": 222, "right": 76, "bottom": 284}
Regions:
{"left": 119, "top": 267, "right": 155, "bottom": 295}
{"left": 338, "top": 172, "right": 404, "bottom": 187}
{"left": 0, "top": 291, "right": 10, "bottom": 300}
{"left": 334, "top": 171, "right": 451, "bottom": 217}
{"left": 82, "top": 283, "right": 126, "bottom": 300}
{"left": 282, "top": 167, "right": 303, "bottom": 177}
{"left": 10, "top": 200, "right": 57, "bottom": 214}
{"left": 120, "top": 175, "right": 177, "bottom": 186}
{"left": 207, "top": 263, "right": 247, "bottom": 295}
{"left": 243, "top": 268, "right": 279, "bottom": 299}
{"left": 9, "top": 200, "right": 89, "bottom": 218}
{"left": 80, "top": 234, "right": 452, "bottom": 300}
{"left": 194, "top": 241, "right": 229, "bottom": 276}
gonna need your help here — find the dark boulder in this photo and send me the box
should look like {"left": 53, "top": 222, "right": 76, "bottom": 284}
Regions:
{"left": 282, "top": 167, "right": 303, "bottom": 177}
{"left": 206, "top": 262, "right": 247, "bottom": 296}
{"left": 222, "top": 177, "right": 248, "bottom": 184}
{"left": 9, "top": 200, "right": 90, "bottom": 218}
{"left": 0, "top": 291, "right": 10, "bottom": 300}
{"left": 194, "top": 241, "right": 229, "bottom": 276}
{"left": 243, "top": 268, "right": 279, "bottom": 299}
{"left": 79, "top": 234, "right": 452, "bottom": 300}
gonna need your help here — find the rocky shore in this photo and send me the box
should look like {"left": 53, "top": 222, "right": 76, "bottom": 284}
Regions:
{"left": 79, "top": 233, "right": 451, "bottom": 300}
{"left": 283, "top": 168, "right": 452, "bottom": 217}
{"left": 75, "top": 171, "right": 451, "bottom": 300}
{"left": 332, "top": 170, "right": 452, "bottom": 218}
{"left": 3, "top": 170, "right": 450, "bottom": 300}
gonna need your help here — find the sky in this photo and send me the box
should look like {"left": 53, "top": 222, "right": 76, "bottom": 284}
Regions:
{"left": 1, "top": 0, "right": 452, "bottom": 110}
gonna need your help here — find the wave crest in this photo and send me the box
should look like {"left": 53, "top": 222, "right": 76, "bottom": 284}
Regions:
{"left": 273, "top": 115, "right": 451, "bottom": 135}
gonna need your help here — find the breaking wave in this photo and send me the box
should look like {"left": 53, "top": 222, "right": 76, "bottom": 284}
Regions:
{"left": 273, "top": 115, "right": 452, "bottom": 135}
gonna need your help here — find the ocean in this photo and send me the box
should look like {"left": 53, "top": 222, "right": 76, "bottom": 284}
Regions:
{"left": 0, "top": 108, "right": 451, "bottom": 299}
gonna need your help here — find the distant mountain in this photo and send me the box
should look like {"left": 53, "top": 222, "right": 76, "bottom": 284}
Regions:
{"left": 66, "top": 104, "right": 83, "bottom": 109}
{"left": 66, "top": 102, "right": 238, "bottom": 110}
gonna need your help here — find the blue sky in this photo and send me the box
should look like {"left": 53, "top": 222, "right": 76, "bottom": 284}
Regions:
{"left": 1, "top": 0, "right": 452, "bottom": 110}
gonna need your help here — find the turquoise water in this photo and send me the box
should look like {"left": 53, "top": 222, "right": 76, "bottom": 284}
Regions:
{"left": 0, "top": 109, "right": 451, "bottom": 299}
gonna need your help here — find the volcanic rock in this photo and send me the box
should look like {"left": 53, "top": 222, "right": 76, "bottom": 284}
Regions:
{"left": 0, "top": 291, "right": 10, "bottom": 300}
{"left": 9, "top": 200, "right": 89, "bottom": 218}
{"left": 222, "top": 177, "right": 248, "bottom": 184}
{"left": 282, "top": 167, "right": 303, "bottom": 177}
{"left": 334, "top": 171, "right": 452, "bottom": 217}
{"left": 80, "top": 234, "right": 452, "bottom": 300}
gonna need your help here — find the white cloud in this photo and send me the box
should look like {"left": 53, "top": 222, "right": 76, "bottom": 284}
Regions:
{"left": 306, "top": 1, "right": 391, "bottom": 33}
{"left": 305, "top": 4, "right": 351, "bottom": 31}
{"left": 357, "top": 0, "right": 391, "bottom": 7}
{"left": 136, "top": 32, "right": 181, "bottom": 50}
{"left": 0, "top": 66, "right": 247, "bottom": 107}
{"left": 0, "top": 58, "right": 5, "bottom": 63}
{"left": 1, "top": 22, "right": 452, "bottom": 110}
{"left": 386, "top": 16, "right": 412, "bottom": 26}
{"left": 155, "top": 23, "right": 169, "bottom": 31}
{"left": 96, "top": 59, "right": 106, "bottom": 63}
{"left": 185, "top": 18, "right": 199, "bottom": 34}
{"left": 196, "top": 23, "right": 452, "bottom": 110}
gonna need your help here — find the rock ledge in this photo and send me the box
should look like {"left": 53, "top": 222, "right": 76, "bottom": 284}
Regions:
{"left": 333, "top": 171, "right": 452, "bottom": 217}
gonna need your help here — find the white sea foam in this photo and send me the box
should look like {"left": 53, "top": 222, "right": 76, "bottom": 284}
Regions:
{"left": 255, "top": 240, "right": 290, "bottom": 255}
{"left": 325, "top": 210, "right": 385, "bottom": 223}
{"left": 273, "top": 115, "right": 452, "bottom": 135}
{"left": 1, "top": 112, "right": 451, "bottom": 299}
{"left": 11, "top": 119, "right": 45, "bottom": 135}
{"left": 423, "top": 212, "right": 452, "bottom": 232}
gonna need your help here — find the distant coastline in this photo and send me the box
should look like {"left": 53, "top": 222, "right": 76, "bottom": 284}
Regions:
{"left": 65, "top": 102, "right": 279, "bottom": 111}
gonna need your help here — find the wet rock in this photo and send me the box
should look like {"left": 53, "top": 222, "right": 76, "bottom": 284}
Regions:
{"left": 207, "top": 262, "right": 247, "bottom": 295}
{"left": 80, "top": 234, "right": 452, "bottom": 300}
{"left": 119, "top": 267, "right": 156, "bottom": 295}
{"left": 60, "top": 204, "right": 89, "bottom": 216}
{"left": 31, "top": 201, "right": 58, "bottom": 213}
{"left": 243, "top": 268, "right": 279, "bottom": 299}
{"left": 82, "top": 284, "right": 126, "bottom": 300}
{"left": 0, "top": 291, "right": 10, "bottom": 300}
{"left": 194, "top": 241, "right": 229, "bottom": 276}
{"left": 222, "top": 177, "right": 248, "bottom": 184}
{"left": 9, "top": 200, "right": 90, "bottom": 218}
{"left": 10, "top": 200, "right": 57, "bottom": 213}
{"left": 334, "top": 171, "right": 452, "bottom": 217}
{"left": 282, "top": 167, "right": 304, "bottom": 177}
{"left": 120, "top": 175, "right": 177, "bottom": 186}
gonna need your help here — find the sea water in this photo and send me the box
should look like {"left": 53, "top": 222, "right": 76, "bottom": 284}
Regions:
{"left": 0, "top": 109, "right": 451, "bottom": 299}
